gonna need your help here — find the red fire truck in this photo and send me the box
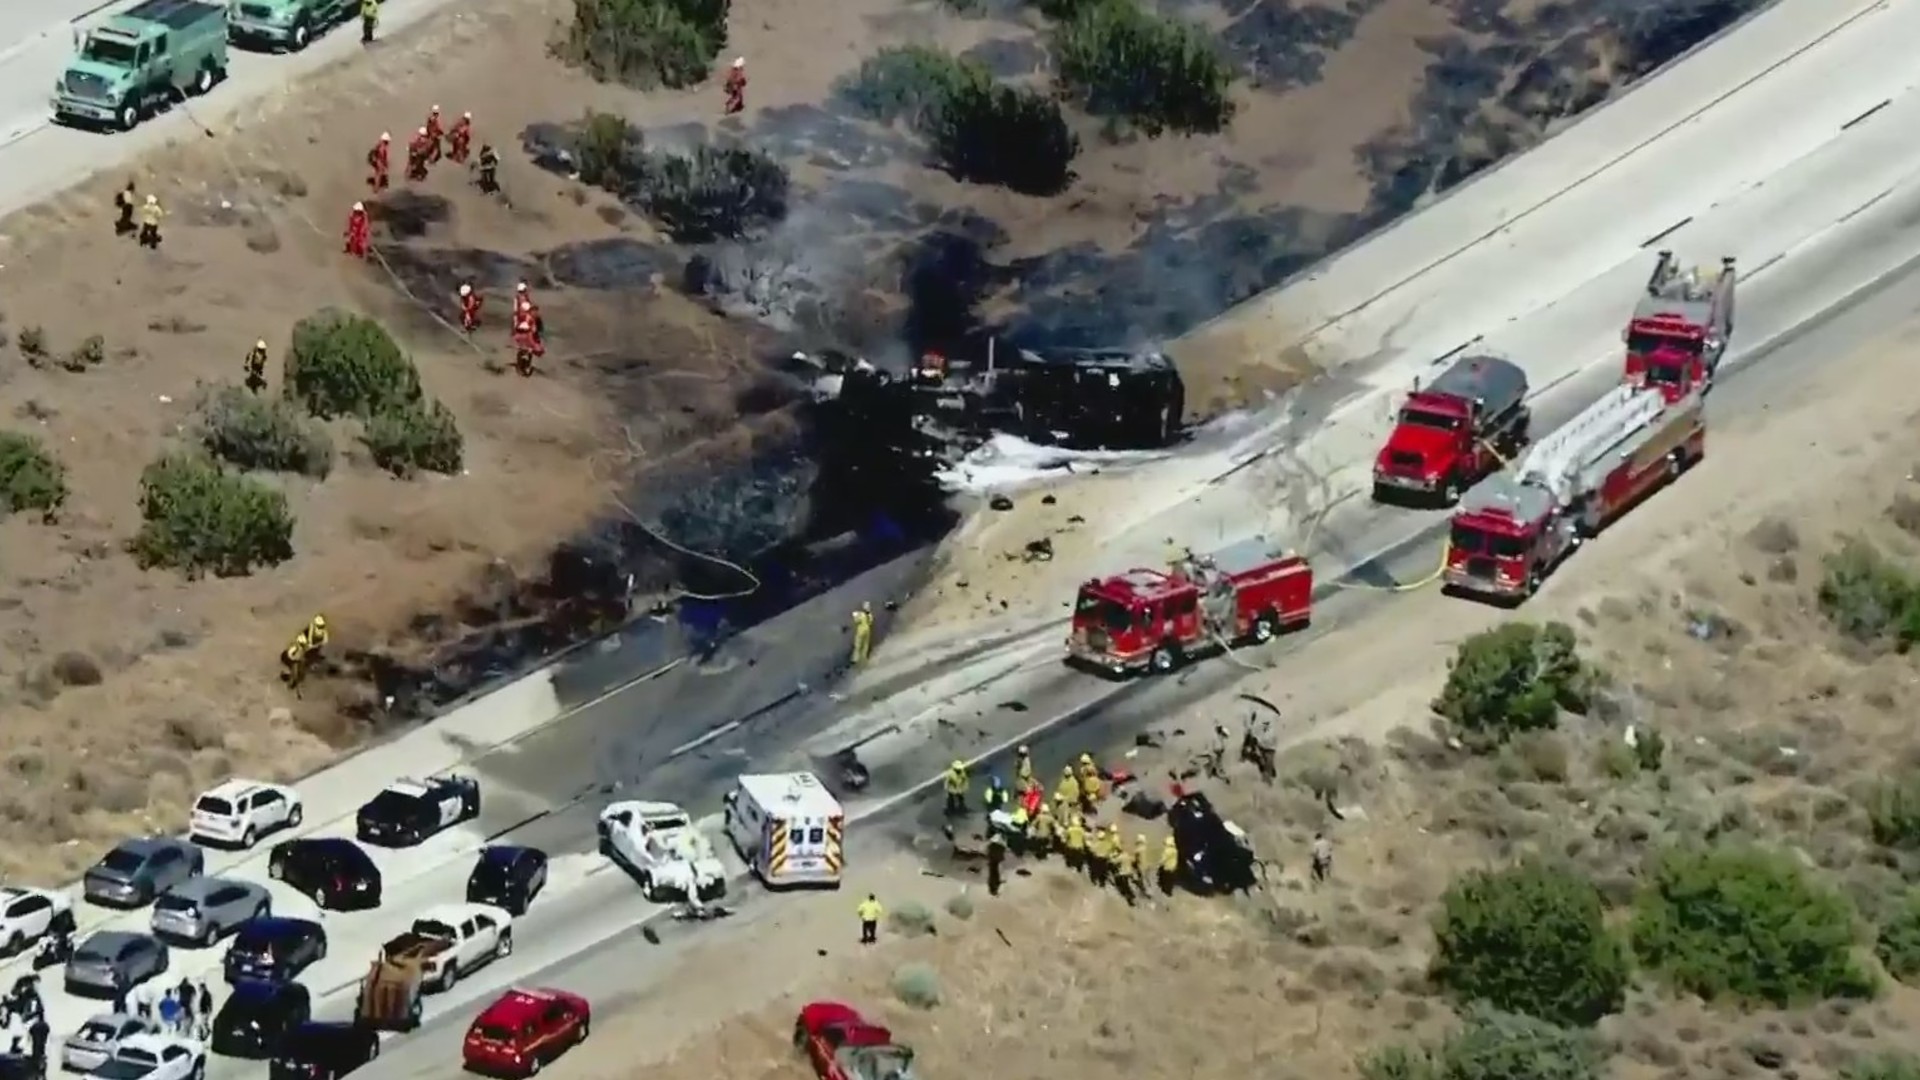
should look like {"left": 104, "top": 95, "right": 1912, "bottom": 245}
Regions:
{"left": 1066, "top": 539, "right": 1313, "bottom": 675}
{"left": 1624, "top": 250, "right": 1735, "bottom": 400}
{"left": 1372, "top": 354, "right": 1531, "bottom": 506}
{"left": 1443, "top": 368, "right": 1706, "bottom": 602}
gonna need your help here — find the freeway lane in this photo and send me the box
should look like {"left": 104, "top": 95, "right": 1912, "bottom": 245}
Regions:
{"left": 355, "top": 235, "right": 1920, "bottom": 1080}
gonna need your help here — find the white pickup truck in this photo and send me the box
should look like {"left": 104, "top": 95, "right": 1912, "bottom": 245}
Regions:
{"left": 381, "top": 902, "right": 513, "bottom": 992}
{"left": 597, "top": 800, "right": 728, "bottom": 902}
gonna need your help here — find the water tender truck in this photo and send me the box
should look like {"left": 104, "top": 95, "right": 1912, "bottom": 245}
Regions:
{"left": 1372, "top": 354, "right": 1531, "bottom": 505}
{"left": 53, "top": 0, "right": 228, "bottom": 131}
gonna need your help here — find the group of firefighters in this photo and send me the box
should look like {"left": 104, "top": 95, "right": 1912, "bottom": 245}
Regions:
{"left": 942, "top": 747, "right": 1182, "bottom": 905}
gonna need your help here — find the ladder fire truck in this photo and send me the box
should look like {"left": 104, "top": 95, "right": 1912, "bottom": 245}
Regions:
{"left": 1624, "top": 250, "right": 1735, "bottom": 399}
{"left": 1442, "top": 365, "right": 1706, "bottom": 602}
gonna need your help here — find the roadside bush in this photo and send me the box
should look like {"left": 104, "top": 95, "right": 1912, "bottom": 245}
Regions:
{"left": 888, "top": 901, "right": 936, "bottom": 936}
{"left": 1358, "top": 1005, "right": 1600, "bottom": 1080}
{"left": 1631, "top": 846, "right": 1875, "bottom": 1006}
{"left": 637, "top": 144, "right": 790, "bottom": 243}
{"left": 1868, "top": 771, "right": 1920, "bottom": 849}
{"left": 1432, "top": 622, "right": 1594, "bottom": 745}
{"left": 575, "top": 109, "right": 644, "bottom": 189}
{"left": 1053, "top": 0, "right": 1235, "bottom": 137}
{"left": 557, "top": 0, "right": 729, "bottom": 90}
{"left": 944, "top": 893, "right": 975, "bottom": 920}
{"left": 890, "top": 964, "right": 941, "bottom": 1009}
{"left": 284, "top": 310, "right": 421, "bottom": 420}
{"left": 1847, "top": 1054, "right": 1920, "bottom": 1080}
{"left": 837, "top": 45, "right": 1078, "bottom": 195}
{"left": 1430, "top": 860, "right": 1628, "bottom": 1027}
{"left": 0, "top": 431, "right": 69, "bottom": 520}
{"left": 61, "top": 333, "right": 106, "bottom": 372}
{"left": 131, "top": 452, "right": 294, "bottom": 578}
{"left": 196, "top": 385, "right": 334, "bottom": 479}
{"left": 362, "top": 400, "right": 464, "bottom": 478}
{"left": 1818, "top": 538, "right": 1920, "bottom": 648}
{"left": 1874, "top": 890, "right": 1920, "bottom": 984}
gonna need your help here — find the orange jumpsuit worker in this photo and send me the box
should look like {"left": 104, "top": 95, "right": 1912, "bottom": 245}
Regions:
{"left": 405, "top": 127, "right": 432, "bottom": 182}
{"left": 424, "top": 105, "right": 444, "bottom": 163}
{"left": 723, "top": 57, "right": 746, "bottom": 115}
{"left": 511, "top": 305, "right": 543, "bottom": 376}
{"left": 366, "top": 132, "right": 391, "bottom": 192}
{"left": 457, "top": 283, "right": 483, "bottom": 333}
{"left": 447, "top": 111, "right": 473, "bottom": 164}
{"left": 343, "top": 201, "right": 370, "bottom": 258}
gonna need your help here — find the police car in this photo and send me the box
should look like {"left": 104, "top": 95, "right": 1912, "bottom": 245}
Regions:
{"left": 355, "top": 776, "right": 481, "bottom": 847}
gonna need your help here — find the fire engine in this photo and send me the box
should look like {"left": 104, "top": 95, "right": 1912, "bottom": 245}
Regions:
{"left": 1372, "top": 354, "right": 1531, "bottom": 506}
{"left": 1066, "top": 539, "right": 1313, "bottom": 675}
{"left": 1443, "top": 365, "right": 1706, "bottom": 602}
{"left": 1624, "top": 250, "right": 1735, "bottom": 399}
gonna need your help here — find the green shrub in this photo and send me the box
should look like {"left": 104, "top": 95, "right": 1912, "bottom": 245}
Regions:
{"left": 836, "top": 45, "right": 1078, "bottom": 195}
{"left": 131, "top": 453, "right": 294, "bottom": 578}
{"left": 1053, "top": 0, "right": 1234, "bottom": 137}
{"left": 1818, "top": 539, "right": 1920, "bottom": 647}
{"left": 637, "top": 144, "right": 790, "bottom": 243}
{"left": 1432, "top": 622, "right": 1594, "bottom": 745}
{"left": 944, "top": 893, "right": 975, "bottom": 920}
{"left": 61, "top": 333, "right": 106, "bottom": 372}
{"left": 0, "top": 431, "right": 68, "bottom": 520}
{"left": 362, "top": 400, "right": 464, "bottom": 478}
{"left": 557, "top": 0, "right": 729, "bottom": 91}
{"left": 887, "top": 900, "right": 936, "bottom": 936}
{"left": 1430, "top": 860, "right": 1628, "bottom": 1027}
{"left": 284, "top": 310, "right": 421, "bottom": 420}
{"left": 890, "top": 964, "right": 941, "bottom": 1009}
{"left": 196, "top": 385, "right": 333, "bottom": 479}
{"left": 575, "top": 109, "right": 643, "bottom": 189}
{"left": 1358, "top": 1005, "right": 1600, "bottom": 1080}
{"left": 1875, "top": 890, "right": 1920, "bottom": 984}
{"left": 1631, "top": 846, "right": 1875, "bottom": 1006}
{"left": 1868, "top": 771, "right": 1920, "bottom": 849}
{"left": 1846, "top": 1054, "right": 1920, "bottom": 1080}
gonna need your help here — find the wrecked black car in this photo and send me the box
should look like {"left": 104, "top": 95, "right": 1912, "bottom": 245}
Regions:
{"left": 1167, "top": 791, "right": 1258, "bottom": 894}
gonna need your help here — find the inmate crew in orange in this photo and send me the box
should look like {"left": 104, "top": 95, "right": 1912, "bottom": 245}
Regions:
{"left": 447, "top": 111, "right": 473, "bottom": 164}
{"left": 366, "top": 132, "right": 391, "bottom": 192}
{"left": 343, "top": 201, "right": 370, "bottom": 258}
{"left": 423, "top": 105, "right": 444, "bottom": 163}
{"left": 457, "top": 283, "right": 483, "bottom": 332}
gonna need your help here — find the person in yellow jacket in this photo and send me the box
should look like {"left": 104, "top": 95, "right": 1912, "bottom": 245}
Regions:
{"left": 850, "top": 601, "right": 874, "bottom": 665}
{"left": 359, "top": 0, "right": 379, "bottom": 44}
{"left": 942, "top": 760, "right": 968, "bottom": 817}
{"left": 1062, "top": 813, "right": 1086, "bottom": 871}
{"left": 1134, "top": 835, "right": 1151, "bottom": 885}
{"left": 306, "top": 614, "right": 330, "bottom": 658}
{"left": 1158, "top": 834, "right": 1180, "bottom": 895}
{"left": 280, "top": 631, "right": 310, "bottom": 693}
{"left": 856, "top": 894, "right": 883, "bottom": 944}
{"left": 1006, "top": 804, "right": 1029, "bottom": 856}
{"left": 136, "top": 195, "right": 164, "bottom": 249}
{"left": 1112, "top": 833, "right": 1139, "bottom": 903}
{"left": 1077, "top": 754, "right": 1103, "bottom": 811}
{"left": 1053, "top": 766, "right": 1078, "bottom": 812}
{"left": 1086, "top": 823, "right": 1111, "bottom": 887}
{"left": 1027, "top": 802, "right": 1055, "bottom": 858}
{"left": 1014, "top": 745, "right": 1035, "bottom": 789}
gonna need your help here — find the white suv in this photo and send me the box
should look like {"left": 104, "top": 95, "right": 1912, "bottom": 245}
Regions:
{"left": 189, "top": 779, "right": 303, "bottom": 848}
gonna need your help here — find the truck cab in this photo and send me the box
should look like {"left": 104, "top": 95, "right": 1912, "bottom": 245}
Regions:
{"left": 596, "top": 801, "right": 728, "bottom": 902}
{"left": 380, "top": 903, "right": 512, "bottom": 993}
{"left": 1625, "top": 251, "right": 1735, "bottom": 400}
{"left": 1373, "top": 354, "right": 1530, "bottom": 505}
{"left": 1443, "top": 481, "right": 1576, "bottom": 601}
{"left": 54, "top": 0, "right": 228, "bottom": 131}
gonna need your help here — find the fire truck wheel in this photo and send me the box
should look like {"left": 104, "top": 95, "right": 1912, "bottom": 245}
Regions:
{"left": 1251, "top": 613, "right": 1278, "bottom": 644}
{"left": 1149, "top": 646, "right": 1178, "bottom": 674}
{"left": 1441, "top": 472, "right": 1462, "bottom": 503}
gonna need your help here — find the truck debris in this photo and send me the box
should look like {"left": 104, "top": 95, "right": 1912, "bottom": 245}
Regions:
{"left": 1372, "top": 354, "right": 1531, "bottom": 505}
{"left": 1443, "top": 363, "right": 1706, "bottom": 602}
{"left": 1626, "top": 250, "right": 1735, "bottom": 397}
{"left": 1067, "top": 539, "right": 1313, "bottom": 676}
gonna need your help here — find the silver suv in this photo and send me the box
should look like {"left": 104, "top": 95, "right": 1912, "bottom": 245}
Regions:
{"left": 151, "top": 877, "right": 270, "bottom": 947}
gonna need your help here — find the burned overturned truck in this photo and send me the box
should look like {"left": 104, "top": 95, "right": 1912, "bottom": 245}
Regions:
{"left": 795, "top": 343, "right": 1186, "bottom": 464}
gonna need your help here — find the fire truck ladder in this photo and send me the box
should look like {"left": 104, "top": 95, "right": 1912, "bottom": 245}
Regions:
{"left": 1514, "top": 384, "right": 1666, "bottom": 504}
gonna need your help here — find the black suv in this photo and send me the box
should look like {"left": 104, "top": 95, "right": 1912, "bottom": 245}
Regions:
{"left": 355, "top": 776, "right": 480, "bottom": 847}
{"left": 223, "top": 917, "right": 326, "bottom": 985}
{"left": 269, "top": 1022, "right": 381, "bottom": 1080}
{"left": 1167, "top": 791, "right": 1258, "bottom": 894}
{"left": 465, "top": 845, "right": 548, "bottom": 916}
{"left": 211, "top": 980, "right": 311, "bottom": 1059}
{"left": 266, "top": 839, "right": 381, "bottom": 911}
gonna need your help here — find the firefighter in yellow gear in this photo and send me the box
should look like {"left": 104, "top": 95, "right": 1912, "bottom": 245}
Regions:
{"left": 1006, "top": 804, "right": 1029, "bottom": 855}
{"left": 114, "top": 180, "right": 138, "bottom": 235}
{"left": 942, "top": 760, "right": 968, "bottom": 816}
{"left": 1086, "top": 823, "right": 1111, "bottom": 886}
{"left": 1014, "top": 745, "right": 1035, "bottom": 788}
{"left": 1077, "top": 754, "right": 1103, "bottom": 810}
{"left": 280, "top": 631, "right": 310, "bottom": 692}
{"left": 1134, "top": 835, "right": 1151, "bottom": 883}
{"left": 1063, "top": 813, "right": 1086, "bottom": 870}
{"left": 850, "top": 601, "right": 874, "bottom": 665}
{"left": 1027, "top": 802, "right": 1055, "bottom": 857}
{"left": 1054, "top": 766, "right": 1078, "bottom": 810}
{"left": 1158, "top": 834, "right": 1180, "bottom": 894}
{"left": 244, "top": 340, "right": 269, "bottom": 393}
{"left": 856, "top": 894, "right": 883, "bottom": 944}
{"left": 1112, "top": 833, "right": 1139, "bottom": 903}
{"left": 359, "top": 0, "right": 379, "bottom": 43}
{"left": 136, "top": 195, "right": 164, "bottom": 249}
{"left": 306, "top": 614, "right": 330, "bottom": 656}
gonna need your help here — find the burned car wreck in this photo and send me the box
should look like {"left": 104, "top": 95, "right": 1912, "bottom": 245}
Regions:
{"left": 793, "top": 342, "right": 1186, "bottom": 467}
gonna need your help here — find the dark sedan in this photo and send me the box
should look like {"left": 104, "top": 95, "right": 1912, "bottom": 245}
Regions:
{"left": 223, "top": 917, "right": 326, "bottom": 985}
{"left": 466, "top": 846, "right": 548, "bottom": 916}
{"left": 267, "top": 839, "right": 381, "bottom": 911}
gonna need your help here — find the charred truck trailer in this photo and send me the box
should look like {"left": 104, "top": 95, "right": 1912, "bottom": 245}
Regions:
{"left": 1372, "top": 355, "right": 1531, "bottom": 506}
{"left": 1443, "top": 363, "right": 1707, "bottom": 603}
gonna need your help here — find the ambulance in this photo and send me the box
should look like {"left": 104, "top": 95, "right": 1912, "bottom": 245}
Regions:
{"left": 722, "top": 772, "right": 846, "bottom": 889}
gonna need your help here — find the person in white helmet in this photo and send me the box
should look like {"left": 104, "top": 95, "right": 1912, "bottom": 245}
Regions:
{"left": 448, "top": 110, "right": 474, "bottom": 164}
{"left": 457, "top": 282, "right": 483, "bottom": 333}
{"left": 405, "top": 126, "right": 432, "bottom": 181}
{"left": 724, "top": 56, "right": 747, "bottom": 115}
{"left": 244, "top": 339, "right": 269, "bottom": 393}
{"left": 136, "top": 193, "right": 164, "bottom": 249}
{"left": 344, "top": 200, "right": 370, "bottom": 258}
{"left": 424, "top": 105, "right": 444, "bottom": 163}
{"left": 367, "top": 132, "right": 391, "bottom": 192}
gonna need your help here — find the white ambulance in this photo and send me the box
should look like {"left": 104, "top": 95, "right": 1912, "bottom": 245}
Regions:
{"left": 722, "top": 772, "right": 846, "bottom": 889}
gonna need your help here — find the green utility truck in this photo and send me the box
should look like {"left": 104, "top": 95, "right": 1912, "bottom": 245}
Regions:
{"left": 53, "top": 0, "right": 229, "bottom": 132}
{"left": 228, "top": 0, "right": 354, "bottom": 52}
